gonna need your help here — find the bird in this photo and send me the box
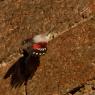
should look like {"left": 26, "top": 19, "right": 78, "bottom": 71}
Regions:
{"left": 4, "top": 32, "right": 53, "bottom": 89}
{"left": 21, "top": 32, "right": 53, "bottom": 57}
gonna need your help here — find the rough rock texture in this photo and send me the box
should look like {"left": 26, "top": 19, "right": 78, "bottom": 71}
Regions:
{"left": 0, "top": 0, "right": 95, "bottom": 95}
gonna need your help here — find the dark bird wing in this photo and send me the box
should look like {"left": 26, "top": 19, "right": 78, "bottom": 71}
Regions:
{"left": 4, "top": 50, "right": 40, "bottom": 88}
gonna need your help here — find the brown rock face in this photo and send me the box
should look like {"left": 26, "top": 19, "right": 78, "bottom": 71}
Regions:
{"left": 0, "top": 0, "right": 95, "bottom": 95}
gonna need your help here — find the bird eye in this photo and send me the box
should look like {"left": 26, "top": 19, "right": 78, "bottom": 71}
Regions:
{"left": 22, "top": 40, "right": 27, "bottom": 45}
{"left": 23, "top": 41, "right": 26, "bottom": 44}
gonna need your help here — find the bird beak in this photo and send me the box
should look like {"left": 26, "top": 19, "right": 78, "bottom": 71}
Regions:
{"left": 45, "top": 32, "right": 54, "bottom": 41}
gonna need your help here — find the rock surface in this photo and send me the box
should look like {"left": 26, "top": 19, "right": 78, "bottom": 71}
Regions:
{"left": 0, "top": 0, "right": 95, "bottom": 95}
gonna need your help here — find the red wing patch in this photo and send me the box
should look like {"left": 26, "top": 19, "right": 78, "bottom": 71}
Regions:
{"left": 32, "top": 42, "right": 47, "bottom": 56}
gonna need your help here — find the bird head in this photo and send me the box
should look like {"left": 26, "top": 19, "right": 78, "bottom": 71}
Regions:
{"left": 21, "top": 32, "right": 53, "bottom": 56}
{"left": 32, "top": 32, "right": 54, "bottom": 43}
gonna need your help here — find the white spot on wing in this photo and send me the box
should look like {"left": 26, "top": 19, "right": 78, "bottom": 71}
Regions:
{"left": 33, "top": 52, "right": 35, "bottom": 54}
{"left": 36, "top": 53, "right": 38, "bottom": 55}
{"left": 39, "top": 53, "right": 42, "bottom": 55}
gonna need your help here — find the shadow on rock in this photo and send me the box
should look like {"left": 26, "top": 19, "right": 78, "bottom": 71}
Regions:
{"left": 3, "top": 50, "right": 40, "bottom": 88}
